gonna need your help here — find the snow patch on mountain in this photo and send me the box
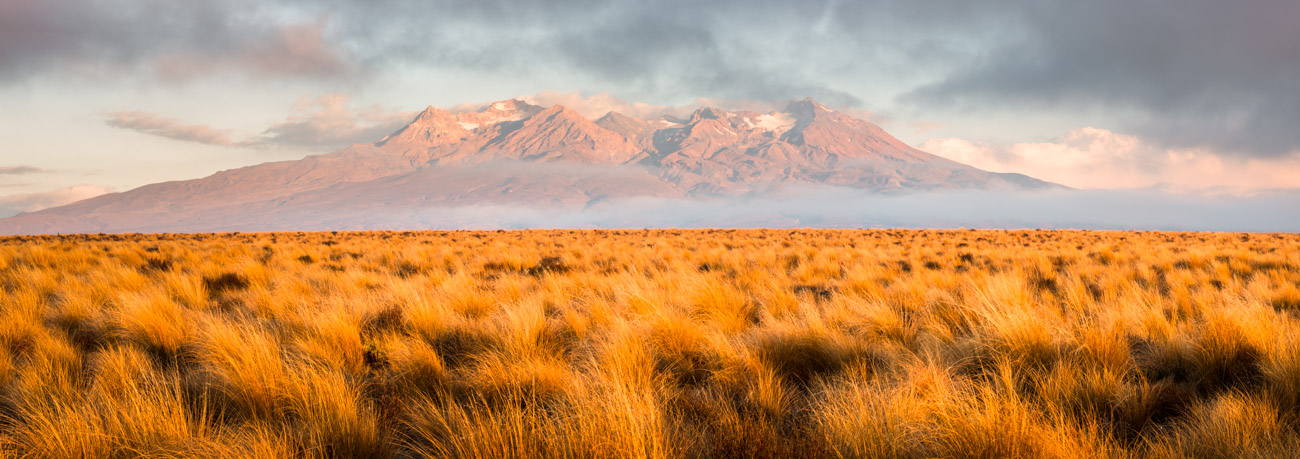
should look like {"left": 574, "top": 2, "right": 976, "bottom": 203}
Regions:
{"left": 752, "top": 113, "right": 796, "bottom": 134}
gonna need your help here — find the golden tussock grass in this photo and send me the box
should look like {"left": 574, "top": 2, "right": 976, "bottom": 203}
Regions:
{"left": 0, "top": 229, "right": 1297, "bottom": 457}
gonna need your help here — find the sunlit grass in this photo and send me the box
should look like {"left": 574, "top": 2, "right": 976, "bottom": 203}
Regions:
{"left": 0, "top": 229, "right": 1297, "bottom": 457}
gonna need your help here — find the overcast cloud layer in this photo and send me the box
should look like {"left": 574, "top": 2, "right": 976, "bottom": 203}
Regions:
{"left": 4, "top": 0, "right": 1298, "bottom": 157}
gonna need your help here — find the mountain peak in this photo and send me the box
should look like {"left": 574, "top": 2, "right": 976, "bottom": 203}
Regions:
{"left": 468, "top": 98, "right": 543, "bottom": 123}
{"left": 596, "top": 111, "right": 633, "bottom": 123}
{"left": 481, "top": 98, "right": 538, "bottom": 114}
{"left": 690, "top": 107, "right": 728, "bottom": 122}
{"left": 783, "top": 98, "right": 833, "bottom": 118}
{"left": 413, "top": 105, "right": 454, "bottom": 122}
{"left": 595, "top": 111, "right": 656, "bottom": 147}
{"left": 533, "top": 104, "right": 587, "bottom": 120}
{"left": 482, "top": 104, "right": 640, "bottom": 164}
{"left": 380, "top": 105, "right": 468, "bottom": 147}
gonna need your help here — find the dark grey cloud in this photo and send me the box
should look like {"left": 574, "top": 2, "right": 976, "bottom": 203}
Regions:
{"left": 904, "top": 0, "right": 1300, "bottom": 157}
{"left": 0, "top": 0, "right": 352, "bottom": 83}
{"left": 0, "top": 0, "right": 869, "bottom": 105}
{"left": 6, "top": 0, "right": 1298, "bottom": 156}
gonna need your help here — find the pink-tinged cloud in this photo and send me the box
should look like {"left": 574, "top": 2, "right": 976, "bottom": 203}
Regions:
{"left": 253, "top": 93, "right": 415, "bottom": 149}
{"left": 476, "top": 91, "right": 888, "bottom": 124}
{"left": 0, "top": 184, "right": 114, "bottom": 217}
{"left": 153, "top": 20, "right": 352, "bottom": 81}
{"left": 921, "top": 127, "right": 1300, "bottom": 195}
{"left": 492, "top": 91, "right": 697, "bottom": 119}
{"left": 478, "top": 91, "right": 699, "bottom": 120}
{"left": 104, "top": 111, "right": 236, "bottom": 146}
{"left": 910, "top": 121, "right": 945, "bottom": 134}
{"left": 104, "top": 93, "right": 413, "bottom": 150}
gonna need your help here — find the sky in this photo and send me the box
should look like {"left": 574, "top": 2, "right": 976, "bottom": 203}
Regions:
{"left": 2, "top": 0, "right": 1299, "bottom": 217}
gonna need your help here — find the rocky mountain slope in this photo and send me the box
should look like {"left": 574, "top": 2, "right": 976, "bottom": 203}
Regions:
{"left": 0, "top": 98, "right": 1057, "bottom": 233}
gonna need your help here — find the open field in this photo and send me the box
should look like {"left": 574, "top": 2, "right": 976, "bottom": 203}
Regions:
{"left": 0, "top": 229, "right": 1298, "bottom": 458}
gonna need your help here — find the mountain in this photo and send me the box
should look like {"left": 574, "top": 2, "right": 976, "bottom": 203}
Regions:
{"left": 0, "top": 98, "right": 1059, "bottom": 234}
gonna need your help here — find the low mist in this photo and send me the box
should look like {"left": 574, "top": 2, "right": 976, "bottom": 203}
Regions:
{"left": 379, "top": 185, "right": 1300, "bottom": 233}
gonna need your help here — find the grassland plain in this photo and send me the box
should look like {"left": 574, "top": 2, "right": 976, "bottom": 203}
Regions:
{"left": 0, "top": 229, "right": 1297, "bottom": 458}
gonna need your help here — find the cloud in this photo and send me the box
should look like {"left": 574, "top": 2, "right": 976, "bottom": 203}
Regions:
{"left": 0, "top": 166, "right": 49, "bottom": 175}
{"left": 0, "top": 1, "right": 355, "bottom": 83}
{"left": 453, "top": 91, "right": 883, "bottom": 126}
{"left": 104, "top": 111, "right": 237, "bottom": 146}
{"left": 104, "top": 93, "right": 414, "bottom": 150}
{"left": 0, "top": 184, "right": 114, "bottom": 217}
{"left": 920, "top": 127, "right": 1300, "bottom": 194}
{"left": 493, "top": 91, "right": 798, "bottom": 120}
{"left": 0, "top": 0, "right": 867, "bottom": 105}
{"left": 152, "top": 19, "right": 353, "bottom": 81}
{"left": 285, "top": 185, "right": 1300, "bottom": 233}
{"left": 8, "top": 0, "right": 1299, "bottom": 158}
{"left": 904, "top": 1, "right": 1300, "bottom": 157}
{"left": 252, "top": 93, "right": 415, "bottom": 149}
{"left": 509, "top": 91, "right": 698, "bottom": 120}
{"left": 537, "top": 4, "right": 863, "bottom": 107}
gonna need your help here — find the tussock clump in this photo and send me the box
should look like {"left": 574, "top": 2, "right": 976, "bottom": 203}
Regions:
{"left": 48, "top": 294, "right": 106, "bottom": 352}
{"left": 790, "top": 284, "right": 834, "bottom": 301}
{"left": 753, "top": 328, "right": 859, "bottom": 388}
{"left": 1269, "top": 287, "right": 1300, "bottom": 315}
{"left": 362, "top": 305, "right": 405, "bottom": 337}
{"left": 524, "top": 256, "right": 570, "bottom": 276}
{"left": 294, "top": 312, "right": 366, "bottom": 376}
{"left": 1150, "top": 392, "right": 1299, "bottom": 458}
{"left": 1135, "top": 318, "right": 1267, "bottom": 397}
{"left": 1261, "top": 332, "right": 1300, "bottom": 419}
{"left": 393, "top": 261, "right": 423, "bottom": 278}
{"left": 1190, "top": 320, "right": 1264, "bottom": 394}
{"left": 202, "top": 272, "right": 250, "bottom": 294}
{"left": 1121, "top": 378, "right": 1197, "bottom": 436}
{"left": 142, "top": 256, "right": 173, "bottom": 273}
{"left": 424, "top": 324, "right": 496, "bottom": 369}
{"left": 110, "top": 292, "right": 193, "bottom": 361}
{"left": 647, "top": 318, "right": 723, "bottom": 387}
{"left": 382, "top": 336, "right": 447, "bottom": 394}
{"left": 691, "top": 278, "right": 757, "bottom": 333}
{"left": 192, "top": 320, "right": 288, "bottom": 419}
{"left": 1028, "top": 271, "right": 1060, "bottom": 295}
{"left": 462, "top": 355, "right": 574, "bottom": 406}
{"left": 814, "top": 378, "right": 916, "bottom": 458}
{"left": 963, "top": 284, "right": 1063, "bottom": 374}
{"left": 284, "top": 363, "right": 389, "bottom": 458}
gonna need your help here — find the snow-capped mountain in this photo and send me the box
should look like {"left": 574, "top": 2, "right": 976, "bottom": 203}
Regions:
{"left": 0, "top": 98, "right": 1057, "bottom": 233}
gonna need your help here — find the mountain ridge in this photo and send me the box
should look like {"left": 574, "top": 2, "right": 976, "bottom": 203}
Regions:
{"left": 0, "top": 97, "right": 1061, "bottom": 234}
